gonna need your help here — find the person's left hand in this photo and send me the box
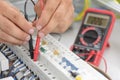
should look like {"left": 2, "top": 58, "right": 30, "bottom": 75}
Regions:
{"left": 34, "top": 0, "right": 74, "bottom": 38}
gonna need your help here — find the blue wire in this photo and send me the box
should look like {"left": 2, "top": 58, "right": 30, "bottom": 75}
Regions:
{"left": 14, "top": 77, "right": 17, "bottom": 80}
{"left": 30, "top": 75, "right": 35, "bottom": 80}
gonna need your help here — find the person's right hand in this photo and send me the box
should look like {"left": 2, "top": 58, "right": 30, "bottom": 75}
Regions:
{"left": 0, "top": 1, "right": 34, "bottom": 45}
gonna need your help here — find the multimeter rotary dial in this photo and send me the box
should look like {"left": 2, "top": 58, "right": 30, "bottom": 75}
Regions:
{"left": 80, "top": 27, "right": 102, "bottom": 46}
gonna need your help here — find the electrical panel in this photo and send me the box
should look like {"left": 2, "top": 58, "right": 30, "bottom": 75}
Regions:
{"left": 0, "top": 34, "right": 109, "bottom": 80}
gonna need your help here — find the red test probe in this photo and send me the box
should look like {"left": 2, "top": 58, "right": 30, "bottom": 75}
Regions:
{"left": 34, "top": 0, "right": 44, "bottom": 61}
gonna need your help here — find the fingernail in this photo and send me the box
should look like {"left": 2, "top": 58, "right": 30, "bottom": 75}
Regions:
{"left": 36, "top": 25, "right": 42, "bottom": 30}
{"left": 38, "top": 32, "right": 45, "bottom": 38}
{"left": 25, "top": 35, "right": 30, "bottom": 41}
{"left": 29, "top": 29, "right": 34, "bottom": 34}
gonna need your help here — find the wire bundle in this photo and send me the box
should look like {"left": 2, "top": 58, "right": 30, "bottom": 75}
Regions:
{"left": 0, "top": 43, "right": 40, "bottom": 80}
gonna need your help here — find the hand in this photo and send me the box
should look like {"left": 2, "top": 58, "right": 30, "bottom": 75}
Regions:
{"left": 34, "top": 0, "right": 74, "bottom": 38}
{"left": 0, "top": 1, "right": 34, "bottom": 45}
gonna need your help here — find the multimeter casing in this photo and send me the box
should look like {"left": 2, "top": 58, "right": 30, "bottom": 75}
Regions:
{"left": 71, "top": 8, "right": 116, "bottom": 66}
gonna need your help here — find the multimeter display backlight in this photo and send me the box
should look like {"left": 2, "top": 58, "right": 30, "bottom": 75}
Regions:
{"left": 84, "top": 13, "right": 110, "bottom": 28}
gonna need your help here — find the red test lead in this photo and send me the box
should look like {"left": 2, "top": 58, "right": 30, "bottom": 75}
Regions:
{"left": 33, "top": 0, "right": 44, "bottom": 61}
{"left": 34, "top": 36, "right": 40, "bottom": 61}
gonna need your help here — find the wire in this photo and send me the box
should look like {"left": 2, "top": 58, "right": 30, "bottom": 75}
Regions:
{"left": 24, "top": 0, "right": 37, "bottom": 21}
{"left": 77, "top": 51, "right": 107, "bottom": 73}
{"left": 24, "top": 0, "right": 38, "bottom": 59}
{"left": 33, "top": 0, "right": 44, "bottom": 61}
{"left": 24, "top": 0, "right": 44, "bottom": 61}
{"left": 114, "top": 0, "right": 120, "bottom": 4}
{"left": 34, "top": 36, "right": 40, "bottom": 61}
{"left": 101, "top": 56, "right": 107, "bottom": 73}
{"left": 85, "top": 50, "right": 95, "bottom": 62}
{"left": 34, "top": 0, "right": 60, "bottom": 61}
{"left": 74, "top": 0, "right": 90, "bottom": 21}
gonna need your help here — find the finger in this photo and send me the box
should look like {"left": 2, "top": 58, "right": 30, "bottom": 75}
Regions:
{"left": 0, "top": 29, "right": 24, "bottom": 45}
{"left": 0, "top": 15, "right": 30, "bottom": 41}
{"left": 35, "top": 0, "right": 61, "bottom": 30}
{"left": 0, "top": 1, "right": 19, "bottom": 13}
{"left": 34, "top": 0, "right": 42, "bottom": 17}
{"left": 0, "top": 38, "right": 10, "bottom": 45}
{"left": 38, "top": 17, "right": 58, "bottom": 38}
{"left": 0, "top": 38, "right": 6, "bottom": 43}
{"left": 34, "top": 0, "right": 47, "bottom": 17}
{"left": 52, "top": 5, "right": 74, "bottom": 33}
{"left": 2, "top": 6, "right": 34, "bottom": 34}
{"left": 38, "top": 2, "right": 67, "bottom": 37}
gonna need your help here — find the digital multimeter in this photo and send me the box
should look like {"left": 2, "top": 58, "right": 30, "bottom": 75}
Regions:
{"left": 71, "top": 8, "right": 116, "bottom": 66}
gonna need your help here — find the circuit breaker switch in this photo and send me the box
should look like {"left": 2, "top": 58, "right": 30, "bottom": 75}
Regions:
{"left": 41, "top": 40, "right": 47, "bottom": 45}
{"left": 0, "top": 52, "right": 9, "bottom": 71}
{"left": 53, "top": 50, "right": 59, "bottom": 55}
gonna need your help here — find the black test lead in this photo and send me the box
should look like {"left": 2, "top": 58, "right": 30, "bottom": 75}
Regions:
{"left": 24, "top": 0, "right": 37, "bottom": 59}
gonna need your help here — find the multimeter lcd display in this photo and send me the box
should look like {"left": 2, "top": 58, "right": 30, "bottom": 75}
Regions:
{"left": 84, "top": 13, "right": 110, "bottom": 28}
